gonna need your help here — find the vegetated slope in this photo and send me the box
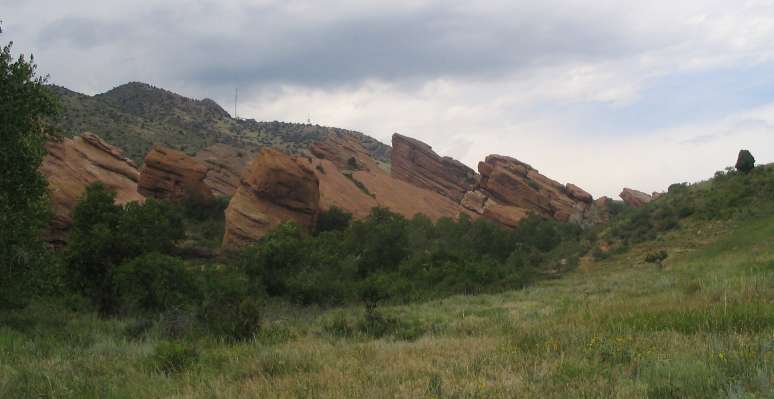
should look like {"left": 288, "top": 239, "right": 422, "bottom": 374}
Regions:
{"left": 48, "top": 82, "right": 391, "bottom": 165}
{"left": 1, "top": 164, "right": 772, "bottom": 397}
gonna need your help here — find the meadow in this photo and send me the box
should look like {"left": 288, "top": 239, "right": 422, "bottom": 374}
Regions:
{"left": 1, "top": 206, "right": 772, "bottom": 398}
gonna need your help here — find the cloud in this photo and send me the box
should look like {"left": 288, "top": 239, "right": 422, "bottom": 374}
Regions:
{"left": 2, "top": 0, "right": 774, "bottom": 197}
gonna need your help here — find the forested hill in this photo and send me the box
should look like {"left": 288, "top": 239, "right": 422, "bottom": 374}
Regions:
{"left": 48, "top": 82, "right": 391, "bottom": 164}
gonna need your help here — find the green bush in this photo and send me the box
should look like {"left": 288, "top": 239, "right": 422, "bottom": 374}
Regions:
{"left": 65, "top": 184, "right": 185, "bottom": 315}
{"left": 149, "top": 341, "right": 198, "bottom": 374}
{"left": 113, "top": 253, "right": 200, "bottom": 314}
{"left": 198, "top": 268, "right": 261, "bottom": 340}
{"left": 645, "top": 250, "right": 668, "bottom": 265}
{"left": 316, "top": 206, "right": 352, "bottom": 233}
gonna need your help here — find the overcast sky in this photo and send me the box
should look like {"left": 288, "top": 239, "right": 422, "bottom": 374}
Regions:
{"left": 4, "top": 0, "right": 774, "bottom": 197}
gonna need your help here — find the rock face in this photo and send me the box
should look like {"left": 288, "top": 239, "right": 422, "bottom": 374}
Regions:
{"left": 310, "top": 133, "right": 380, "bottom": 172}
{"left": 138, "top": 146, "right": 213, "bottom": 202}
{"left": 477, "top": 155, "right": 592, "bottom": 223}
{"left": 306, "top": 135, "right": 473, "bottom": 221}
{"left": 195, "top": 144, "right": 257, "bottom": 197}
{"left": 391, "top": 133, "right": 478, "bottom": 202}
{"left": 40, "top": 133, "right": 144, "bottom": 243}
{"left": 223, "top": 148, "right": 320, "bottom": 248}
{"left": 620, "top": 188, "right": 652, "bottom": 208}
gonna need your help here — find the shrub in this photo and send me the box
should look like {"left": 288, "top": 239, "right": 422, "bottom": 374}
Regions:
{"left": 316, "top": 206, "right": 352, "bottom": 233}
{"left": 645, "top": 250, "right": 668, "bottom": 266}
{"left": 198, "top": 268, "right": 261, "bottom": 340}
{"left": 113, "top": 253, "right": 199, "bottom": 314}
{"left": 66, "top": 185, "right": 185, "bottom": 316}
{"left": 149, "top": 341, "right": 198, "bottom": 374}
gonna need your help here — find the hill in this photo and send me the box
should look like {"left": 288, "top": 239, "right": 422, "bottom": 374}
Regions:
{"left": 48, "top": 82, "right": 391, "bottom": 166}
{"left": 3, "top": 160, "right": 772, "bottom": 397}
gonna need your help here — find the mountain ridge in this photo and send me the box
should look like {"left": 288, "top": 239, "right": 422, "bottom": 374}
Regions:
{"left": 48, "top": 82, "right": 391, "bottom": 166}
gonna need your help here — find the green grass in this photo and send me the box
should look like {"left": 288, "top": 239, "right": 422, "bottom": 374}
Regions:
{"left": 2, "top": 212, "right": 773, "bottom": 398}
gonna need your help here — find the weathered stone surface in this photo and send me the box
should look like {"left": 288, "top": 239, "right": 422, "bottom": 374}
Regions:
{"left": 310, "top": 133, "right": 379, "bottom": 172}
{"left": 478, "top": 154, "right": 593, "bottom": 222}
{"left": 566, "top": 183, "right": 593, "bottom": 203}
{"left": 482, "top": 200, "right": 530, "bottom": 228}
{"left": 139, "top": 146, "right": 213, "bottom": 202}
{"left": 391, "top": 133, "right": 478, "bottom": 202}
{"left": 620, "top": 188, "right": 652, "bottom": 208}
{"left": 195, "top": 144, "right": 257, "bottom": 197}
{"left": 40, "top": 133, "right": 144, "bottom": 243}
{"left": 461, "top": 190, "right": 488, "bottom": 214}
{"left": 312, "top": 158, "right": 471, "bottom": 221}
{"left": 223, "top": 148, "right": 320, "bottom": 248}
{"left": 651, "top": 191, "right": 665, "bottom": 201}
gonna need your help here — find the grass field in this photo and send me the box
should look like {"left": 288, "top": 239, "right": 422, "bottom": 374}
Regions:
{"left": 1, "top": 213, "right": 772, "bottom": 398}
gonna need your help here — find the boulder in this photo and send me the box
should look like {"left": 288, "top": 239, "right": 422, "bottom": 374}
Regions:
{"left": 461, "top": 190, "right": 488, "bottom": 214}
{"left": 620, "top": 188, "right": 652, "bottom": 208}
{"left": 223, "top": 148, "right": 320, "bottom": 248}
{"left": 391, "top": 133, "right": 478, "bottom": 202}
{"left": 138, "top": 146, "right": 213, "bottom": 202}
{"left": 195, "top": 143, "right": 257, "bottom": 197}
{"left": 40, "top": 133, "right": 144, "bottom": 243}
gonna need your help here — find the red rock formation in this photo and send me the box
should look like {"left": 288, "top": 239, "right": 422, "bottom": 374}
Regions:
{"left": 461, "top": 190, "right": 488, "bottom": 214}
{"left": 477, "top": 154, "right": 593, "bottom": 222}
{"left": 305, "top": 135, "right": 475, "bottom": 221}
{"left": 310, "top": 132, "right": 380, "bottom": 172}
{"left": 195, "top": 144, "right": 257, "bottom": 197}
{"left": 482, "top": 200, "right": 530, "bottom": 228}
{"left": 138, "top": 146, "right": 213, "bottom": 202}
{"left": 620, "top": 188, "right": 652, "bottom": 208}
{"left": 566, "top": 183, "right": 593, "bottom": 203}
{"left": 223, "top": 148, "right": 320, "bottom": 248}
{"left": 40, "top": 133, "right": 144, "bottom": 242}
{"left": 391, "top": 133, "right": 477, "bottom": 202}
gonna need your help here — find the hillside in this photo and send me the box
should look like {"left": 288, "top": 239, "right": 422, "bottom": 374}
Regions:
{"left": 3, "top": 160, "right": 772, "bottom": 397}
{"left": 48, "top": 82, "right": 391, "bottom": 166}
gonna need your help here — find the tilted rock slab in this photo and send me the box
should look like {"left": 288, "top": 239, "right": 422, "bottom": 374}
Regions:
{"left": 391, "top": 133, "right": 478, "bottom": 202}
{"left": 619, "top": 188, "right": 652, "bottom": 208}
{"left": 223, "top": 148, "right": 320, "bottom": 248}
{"left": 138, "top": 146, "right": 213, "bottom": 202}
{"left": 40, "top": 133, "right": 144, "bottom": 243}
{"left": 195, "top": 143, "right": 257, "bottom": 197}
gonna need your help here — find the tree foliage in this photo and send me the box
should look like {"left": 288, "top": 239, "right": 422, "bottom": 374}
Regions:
{"left": 0, "top": 26, "right": 59, "bottom": 309}
{"left": 65, "top": 183, "right": 184, "bottom": 315}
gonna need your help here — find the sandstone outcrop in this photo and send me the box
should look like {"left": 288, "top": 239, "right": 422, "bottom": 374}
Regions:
{"left": 461, "top": 190, "right": 488, "bottom": 214}
{"left": 310, "top": 133, "right": 380, "bottom": 172}
{"left": 40, "top": 133, "right": 144, "bottom": 242}
{"left": 223, "top": 148, "right": 320, "bottom": 248}
{"left": 391, "top": 133, "right": 478, "bottom": 202}
{"left": 195, "top": 144, "right": 257, "bottom": 197}
{"left": 477, "top": 155, "right": 592, "bottom": 222}
{"left": 482, "top": 200, "right": 530, "bottom": 228}
{"left": 138, "top": 146, "right": 213, "bottom": 202}
{"left": 619, "top": 188, "right": 652, "bottom": 208}
{"left": 309, "top": 136, "right": 472, "bottom": 222}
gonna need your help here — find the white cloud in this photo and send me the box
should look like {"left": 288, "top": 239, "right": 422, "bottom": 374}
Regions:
{"left": 3, "top": 0, "right": 774, "bottom": 198}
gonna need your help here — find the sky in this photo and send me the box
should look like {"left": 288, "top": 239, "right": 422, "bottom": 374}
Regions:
{"left": 3, "top": 0, "right": 774, "bottom": 198}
